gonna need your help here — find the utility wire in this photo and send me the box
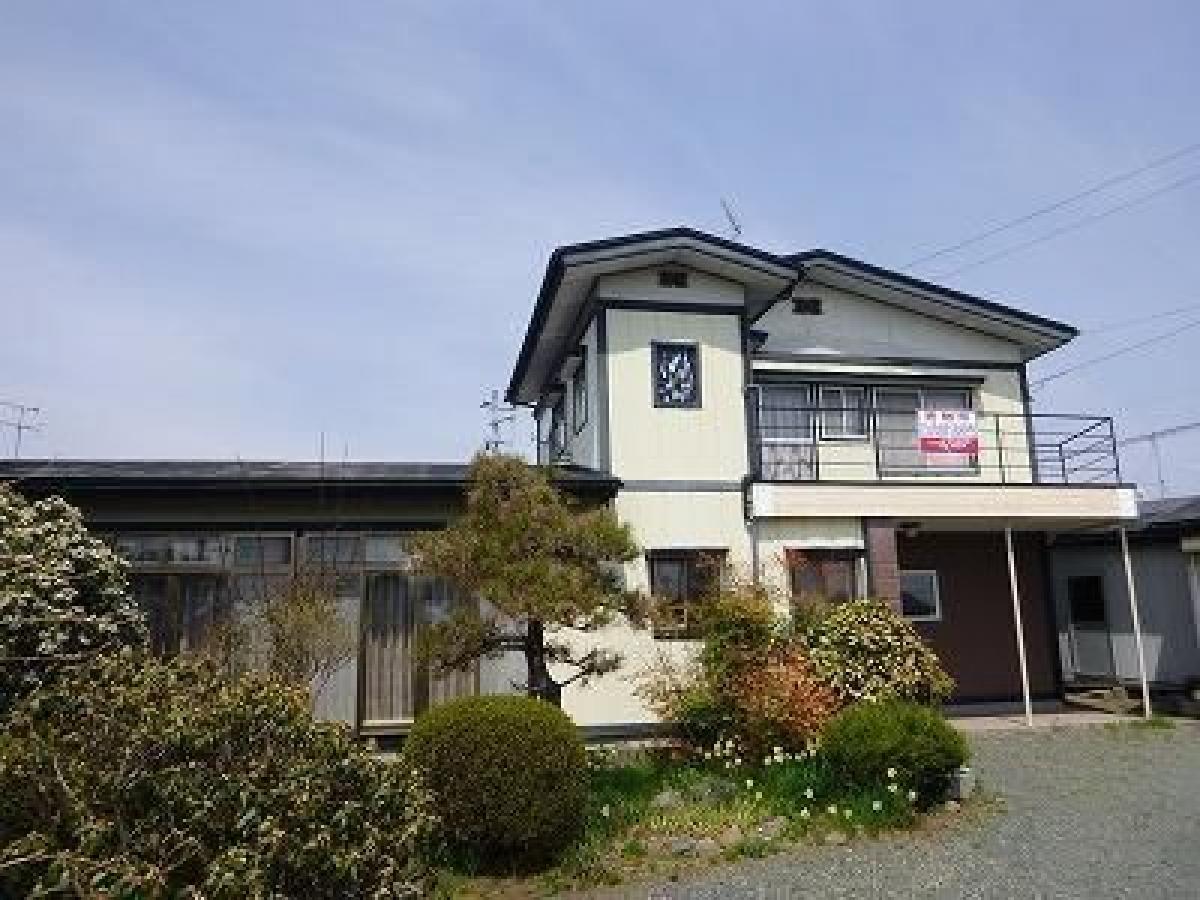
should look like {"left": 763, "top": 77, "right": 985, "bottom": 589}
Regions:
{"left": 1030, "top": 314, "right": 1200, "bottom": 389}
{"left": 935, "top": 169, "right": 1200, "bottom": 277}
{"left": 1083, "top": 301, "right": 1200, "bottom": 336}
{"left": 904, "top": 140, "right": 1200, "bottom": 270}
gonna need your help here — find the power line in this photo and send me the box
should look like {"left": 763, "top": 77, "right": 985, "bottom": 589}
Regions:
{"left": 1030, "top": 314, "right": 1200, "bottom": 389}
{"left": 936, "top": 169, "right": 1200, "bottom": 277}
{"left": 1084, "top": 301, "right": 1200, "bottom": 336}
{"left": 904, "top": 140, "right": 1200, "bottom": 270}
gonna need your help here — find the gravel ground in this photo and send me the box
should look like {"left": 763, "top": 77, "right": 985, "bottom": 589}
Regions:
{"left": 590, "top": 721, "right": 1200, "bottom": 899}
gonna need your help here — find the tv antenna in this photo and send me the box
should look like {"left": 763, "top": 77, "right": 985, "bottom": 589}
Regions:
{"left": 720, "top": 197, "right": 743, "bottom": 239}
{"left": 0, "top": 400, "right": 42, "bottom": 458}
{"left": 480, "top": 389, "right": 517, "bottom": 453}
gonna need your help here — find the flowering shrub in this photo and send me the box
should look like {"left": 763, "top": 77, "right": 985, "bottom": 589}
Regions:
{"left": 0, "top": 485, "right": 145, "bottom": 713}
{"left": 0, "top": 653, "right": 434, "bottom": 898}
{"left": 727, "top": 646, "right": 840, "bottom": 754}
{"left": 802, "top": 599, "right": 954, "bottom": 705}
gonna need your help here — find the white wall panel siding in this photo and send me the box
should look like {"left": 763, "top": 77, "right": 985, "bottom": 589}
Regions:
{"left": 755, "top": 281, "right": 1023, "bottom": 362}
{"left": 594, "top": 267, "right": 745, "bottom": 307}
{"left": 607, "top": 309, "right": 747, "bottom": 481}
{"left": 1052, "top": 543, "right": 1200, "bottom": 685}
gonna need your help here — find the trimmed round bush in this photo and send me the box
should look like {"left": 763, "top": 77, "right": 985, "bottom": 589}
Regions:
{"left": 402, "top": 694, "right": 588, "bottom": 867}
{"left": 803, "top": 599, "right": 955, "bottom": 704}
{"left": 0, "top": 653, "right": 434, "bottom": 898}
{"left": 822, "top": 701, "right": 969, "bottom": 805}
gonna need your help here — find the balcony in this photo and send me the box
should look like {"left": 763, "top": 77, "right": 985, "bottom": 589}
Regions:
{"left": 748, "top": 386, "right": 1122, "bottom": 486}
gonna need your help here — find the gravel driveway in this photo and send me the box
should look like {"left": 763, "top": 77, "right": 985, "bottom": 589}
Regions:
{"left": 593, "top": 721, "right": 1200, "bottom": 899}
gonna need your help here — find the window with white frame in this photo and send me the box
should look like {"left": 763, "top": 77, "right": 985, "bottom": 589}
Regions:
{"left": 818, "top": 385, "right": 868, "bottom": 439}
{"left": 899, "top": 570, "right": 941, "bottom": 621}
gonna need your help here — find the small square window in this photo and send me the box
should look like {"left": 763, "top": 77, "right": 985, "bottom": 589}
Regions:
{"left": 900, "top": 570, "right": 940, "bottom": 621}
{"left": 658, "top": 269, "right": 689, "bottom": 288}
{"left": 652, "top": 342, "right": 701, "bottom": 408}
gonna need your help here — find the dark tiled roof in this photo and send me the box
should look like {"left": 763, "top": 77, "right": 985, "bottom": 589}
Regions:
{"left": 0, "top": 459, "right": 619, "bottom": 489}
{"left": 1137, "top": 495, "right": 1200, "bottom": 528}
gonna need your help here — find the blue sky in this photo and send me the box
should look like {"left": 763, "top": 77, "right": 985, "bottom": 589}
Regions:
{"left": 2, "top": 2, "right": 1199, "bottom": 494}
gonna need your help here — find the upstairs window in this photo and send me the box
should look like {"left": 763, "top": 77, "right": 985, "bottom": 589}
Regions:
{"left": 652, "top": 342, "right": 701, "bottom": 408}
{"left": 572, "top": 349, "right": 588, "bottom": 433}
{"left": 649, "top": 549, "right": 725, "bottom": 639}
{"left": 818, "top": 385, "right": 868, "bottom": 440}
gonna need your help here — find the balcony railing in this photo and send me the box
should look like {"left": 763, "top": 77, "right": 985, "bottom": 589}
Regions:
{"left": 747, "top": 387, "right": 1121, "bottom": 486}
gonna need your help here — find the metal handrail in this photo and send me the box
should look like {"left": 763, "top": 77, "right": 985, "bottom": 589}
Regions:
{"left": 747, "top": 388, "right": 1122, "bottom": 486}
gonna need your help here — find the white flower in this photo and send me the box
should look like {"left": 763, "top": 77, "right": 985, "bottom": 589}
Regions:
{"left": 734, "top": 757, "right": 743, "bottom": 767}
{"left": 827, "top": 805, "right": 838, "bottom": 815}
{"left": 843, "top": 808, "right": 853, "bottom": 818}
{"left": 600, "top": 804, "right": 611, "bottom": 818}
{"left": 872, "top": 800, "right": 883, "bottom": 812}
{"left": 907, "top": 790, "right": 918, "bottom": 802}
{"left": 887, "top": 783, "right": 899, "bottom": 794}
{"left": 804, "top": 787, "right": 814, "bottom": 800}
{"left": 764, "top": 757, "right": 772, "bottom": 766}
{"left": 745, "top": 779, "right": 754, "bottom": 789}
{"left": 704, "top": 752, "right": 712, "bottom": 759}
{"left": 886, "top": 767, "right": 897, "bottom": 779}
{"left": 725, "top": 761, "right": 733, "bottom": 769}
{"left": 755, "top": 791, "right": 763, "bottom": 801}
{"left": 799, "top": 807, "right": 811, "bottom": 819}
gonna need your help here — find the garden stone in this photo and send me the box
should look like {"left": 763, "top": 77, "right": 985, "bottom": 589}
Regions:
{"left": 694, "top": 838, "right": 721, "bottom": 856}
{"left": 824, "top": 830, "right": 848, "bottom": 846}
{"left": 687, "top": 776, "right": 737, "bottom": 803}
{"left": 944, "top": 800, "right": 962, "bottom": 813}
{"left": 948, "top": 765, "right": 976, "bottom": 800}
{"left": 720, "top": 825, "right": 743, "bottom": 846}
{"left": 667, "top": 837, "right": 700, "bottom": 857}
{"left": 651, "top": 788, "right": 684, "bottom": 810}
{"left": 758, "top": 816, "right": 789, "bottom": 840}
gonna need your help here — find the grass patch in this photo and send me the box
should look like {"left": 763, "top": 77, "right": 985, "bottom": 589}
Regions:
{"left": 1105, "top": 714, "right": 1177, "bottom": 735}
{"left": 433, "top": 748, "right": 938, "bottom": 896}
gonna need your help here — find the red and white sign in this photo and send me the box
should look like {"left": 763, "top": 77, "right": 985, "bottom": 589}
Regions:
{"left": 917, "top": 409, "right": 979, "bottom": 455}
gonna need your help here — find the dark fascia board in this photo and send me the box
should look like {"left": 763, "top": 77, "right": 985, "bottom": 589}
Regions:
{"left": 0, "top": 461, "right": 622, "bottom": 498}
{"left": 785, "top": 249, "right": 1080, "bottom": 339}
{"left": 505, "top": 227, "right": 798, "bottom": 403}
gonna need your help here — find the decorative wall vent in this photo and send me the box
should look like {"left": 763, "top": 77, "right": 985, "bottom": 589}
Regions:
{"left": 658, "top": 269, "right": 689, "bottom": 289}
{"left": 792, "top": 295, "right": 823, "bottom": 315}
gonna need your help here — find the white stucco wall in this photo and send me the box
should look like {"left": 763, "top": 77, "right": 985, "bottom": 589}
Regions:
{"left": 607, "top": 308, "right": 747, "bottom": 481}
{"left": 756, "top": 280, "right": 1024, "bottom": 362}
{"left": 594, "top": 266, "right": 745, "bottom": 307}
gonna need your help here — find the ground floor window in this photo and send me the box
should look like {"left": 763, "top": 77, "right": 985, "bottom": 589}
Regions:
{"left": 648, "top": 549, "right": 725, "bottom": 639}
{"left": 787, "top": 548, "right": 861, "bottom": 609}
{"left": 1066, "top": 574, "right": 1107, "bottom": 626}
{"left": 899, "top": 569, "right": 941, "bottom": 621}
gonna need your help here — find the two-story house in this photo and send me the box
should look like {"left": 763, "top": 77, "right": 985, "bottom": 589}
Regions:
{"left": 507, "top": 227, "right": 1140, "bottom": 727}
{"left": 3, "top": 227, "right": 1148, "bottom": 739}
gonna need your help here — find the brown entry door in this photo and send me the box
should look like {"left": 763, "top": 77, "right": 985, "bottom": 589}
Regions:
{"left": 787, "top": 549, "right": 860, "bottom": 612}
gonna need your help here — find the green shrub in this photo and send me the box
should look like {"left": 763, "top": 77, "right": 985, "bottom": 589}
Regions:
{"left": 803, "top": 599, "right": 954, "bottom": 704}
{"left": 402, "top": 694, "right": 588, "bottom": 868}
{"left": 0, "top": 653, "right": 433, "bottom": 898}
{"left": 821, "top": 701, "right": 969, "bottom": 805}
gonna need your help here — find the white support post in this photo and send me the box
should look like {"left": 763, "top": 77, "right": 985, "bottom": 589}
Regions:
{"left": 1118, "top": 528, "right": 1152, "bottom": 719}
{"left": 1004, "top": 528, "right": 1034, "bottom": 726}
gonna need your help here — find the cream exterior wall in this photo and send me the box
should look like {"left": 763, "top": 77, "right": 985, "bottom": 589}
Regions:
{"left": 755, "top": 280, "right": 1024, "bottom": 362}
{"left": 594, "top": 267, "right": 745, "bottom": 307}
{"left": 607, "top": 308, "right": 747, "bottom": 481}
